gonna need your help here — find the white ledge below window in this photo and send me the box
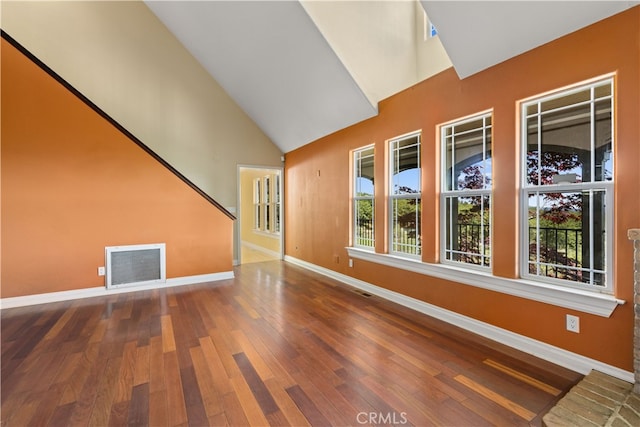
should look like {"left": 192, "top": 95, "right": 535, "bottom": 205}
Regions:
{"left": 346, "top": 247, "right": 624, "bottom": 317}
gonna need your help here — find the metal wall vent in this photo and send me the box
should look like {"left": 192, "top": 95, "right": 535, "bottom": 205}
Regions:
{"left": 105, "top": 243, "right": 166, "bottom": 289}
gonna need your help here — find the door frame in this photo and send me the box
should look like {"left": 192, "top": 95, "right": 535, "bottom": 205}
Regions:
{"left": 236, "top": 165, "right": 284, "bottom": 265}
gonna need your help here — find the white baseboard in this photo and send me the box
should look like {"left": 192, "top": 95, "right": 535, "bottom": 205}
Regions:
{"left": 284, "top": 255, "right": 634, "bottom": 383}
{"left": 241, "top": 241, "right": 281, "bottom": 259}
{"left": 165, "top": 272, "right": 234, "bottom": 286}
{"left": 0, "top": 271, "right": 234, "bottom": 309}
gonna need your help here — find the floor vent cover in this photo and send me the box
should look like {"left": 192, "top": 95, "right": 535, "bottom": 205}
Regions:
{"left": 353, "top": 289, "right": 373, "bottom": 298}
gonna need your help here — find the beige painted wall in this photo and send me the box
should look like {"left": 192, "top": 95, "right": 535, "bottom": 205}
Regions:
{"left": 415, "top": 3, "right": 453, "bottom": 81}
{"left": 301, "top": 0, "right": 452, "bottom": 104}
{"left": 1, "top": 0, "right": 283, "bottom": 209}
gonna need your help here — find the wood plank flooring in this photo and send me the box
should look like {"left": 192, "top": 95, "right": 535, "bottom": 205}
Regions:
{"left": 241, "top": 245, "right": 279, "bottom": 264}
{"left": 1, "top": 261, "right": 582, "bottom": 426}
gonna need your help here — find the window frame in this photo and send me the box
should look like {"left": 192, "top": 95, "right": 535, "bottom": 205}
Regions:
{"left": 344, "top": 76, "right": 623, "bottom": 316}
{"left": 274, "top": 173, "right": 281, "bottom": 234}
{"left": 352, "top": 145, "right": 375, "bottom": 250}
{"left": 388, "top": 131, "right": 422, "bottom": 259}
{"left": 440, "top": 112, "right": 493, "bottom": 270}
{"left": 253, "top": 178, "right": 262, "bottom": 230}
{"left": 253, "top": 174, "right": 281, "bottom": 236}
{"left": 263, "top": 175, "right": 271, "bottom": 232}
{"left": 519, "top": 77, "right": 614, "bottom": 294}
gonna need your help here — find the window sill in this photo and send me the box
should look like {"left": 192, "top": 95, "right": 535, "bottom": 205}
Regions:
{"left": 345, "top": 247, "right": 624, "bottom": 317}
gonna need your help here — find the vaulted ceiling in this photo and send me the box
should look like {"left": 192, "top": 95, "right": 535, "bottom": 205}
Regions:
{"left": 145, "top": 1, "right": 637, "bottom": 154}
{"left": 421, "top": 1, "right": 638, "bottom": 79}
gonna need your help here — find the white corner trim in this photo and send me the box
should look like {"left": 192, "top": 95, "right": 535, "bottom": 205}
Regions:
{"left": 284, "top": 255, "right": 633, "bottom": 383}
{"left": 345, "top": 247, "right": 624, "bottom": 318}
{"left": 0, "top": 271, "right": 234, "bottom": 309}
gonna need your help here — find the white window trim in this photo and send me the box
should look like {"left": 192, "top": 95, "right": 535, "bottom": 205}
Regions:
{"left": 353, "top": 145, "right": 375, "bottom": 250}
{"left": 520, "top": 77, "right": 614, "bottom": 293}
{"left": 274, "top": 173, "right": 281, "bottom": 234}
{"left": 253, "top": 178, "right": 262, "bottom": 231}
{"left": 253, "top": 174, "right": 281, "bottom": 236}
{"left": 389, "top": 192, "right": 422, "bottom": 260}
{"left": 519, "top": 182, "right": 614, "bottom": 292}
{"left": 440, "top": 191, "right": 492, "bottom": 271}
{"left": 346, "top": 246, "right": 623, "bottom": 317}
{"left": 389, "top": 131, "right": 422, "bottom": 259}
{"left": 263, "top": 175, "right": 271, "bottom": 232}
{"left": 423, "top": 12, "right": 438, "bottom": 40}
{"left": 440, "top": 112, "right": 492, "bottom": 270}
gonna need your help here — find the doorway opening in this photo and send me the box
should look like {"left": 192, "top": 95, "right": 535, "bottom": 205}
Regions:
{"left": 237, "top": 166, "right": 283, "bottom": 264}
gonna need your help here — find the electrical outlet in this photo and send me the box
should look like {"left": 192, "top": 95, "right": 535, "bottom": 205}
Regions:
{"left": 98, "top": 266, "right": 105, "bottom": 276}
{"left": 349, "top": 259, "right": 354, "bottom": 268}
{"left": 566, "top": 314, "right": 580, "bottom": 333}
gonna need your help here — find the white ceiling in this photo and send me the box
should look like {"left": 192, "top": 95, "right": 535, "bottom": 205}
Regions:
{"left": 421, "top": 1, "right": 639, "bottom": 79}
{"left": 145, "top": 0, "right": 377, "bottom": 154}
{"left": 146, "top": 1, "right": 638, "bottom": 153}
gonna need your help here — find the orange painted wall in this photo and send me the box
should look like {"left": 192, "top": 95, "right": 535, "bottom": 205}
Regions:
{"left": 1, "top": 39, "right": 233, "bottom": 298}
{"left": 285, "top": 7, "right": 640, "bottom": 370}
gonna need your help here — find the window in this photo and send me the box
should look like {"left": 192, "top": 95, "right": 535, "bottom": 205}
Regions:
{"left": 423, "top": 12, "right": 438, "bottom": 40}
{"left": 389, "top": 133, "right": 421, "bottom": 257}
{"left": 441, "top": 113, "right": 492, "bottom": 268}
{"left": 353, "top": 146, "right": 375, "bottom": 249}
{"left": 254, "top": 173, "right": 281, "bottom": 234}
{"left": 522, "top": 78, "right": 613, "bottom": 292}
{"left": 428, "top": 22, "right": 438, "bottom": 38}
{"left": 274, "top": 174, "right": 281, "bottom": 233}
{"left": 347, "top": 78, "right": 620, "bottom": 315}
{"left": 264, "top": 176, "right": 271, "bottom": 232}
{"left": 254, "top": 178, "right": 262, "bottom": 230}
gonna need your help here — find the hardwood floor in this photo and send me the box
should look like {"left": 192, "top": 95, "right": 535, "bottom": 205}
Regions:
{"left": 1, "top": 261, "right": 582, "bottom": 426}
{"left": 241, "top": 245, "right": 280, "bottom": 264}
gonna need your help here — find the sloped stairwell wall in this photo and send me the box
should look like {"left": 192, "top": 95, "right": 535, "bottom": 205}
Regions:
{"left": 1, "top": 37, "right": 233, "bottom": 298}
